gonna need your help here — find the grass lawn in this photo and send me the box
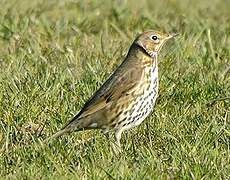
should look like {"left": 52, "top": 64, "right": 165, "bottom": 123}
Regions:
{"left": 0, "top": 0, "right": 229, "bottom": 179}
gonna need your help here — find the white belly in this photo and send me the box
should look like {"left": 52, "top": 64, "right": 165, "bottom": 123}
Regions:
{"left": 120, "top": 65, "right": 159, "bottom": 130}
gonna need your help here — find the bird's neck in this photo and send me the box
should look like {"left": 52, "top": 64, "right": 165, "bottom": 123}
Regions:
{"left": 127, "top": 44, "right": 158, "bottom": 68}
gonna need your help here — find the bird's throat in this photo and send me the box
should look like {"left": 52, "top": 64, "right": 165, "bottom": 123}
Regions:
{"left": 126, "top": 44, "right": 158, "bottom": 68}
{"left": 137, "top": 49, "right": 157, "bottom": 68}
{"left": 136, "top": 43, "right": 158, "bottom": 59}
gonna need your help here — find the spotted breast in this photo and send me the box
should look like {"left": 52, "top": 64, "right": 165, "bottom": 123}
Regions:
{"left": 113, "top": 54, "right": 158, "bottom": 131}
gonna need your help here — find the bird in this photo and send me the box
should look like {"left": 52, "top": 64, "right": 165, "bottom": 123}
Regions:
{"left": 44, "top": 30, "right": 178, "bottom": 151}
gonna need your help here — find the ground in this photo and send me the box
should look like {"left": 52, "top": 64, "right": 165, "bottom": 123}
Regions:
{"left": 0, "top": 0, "right": 229, "bottom": 179}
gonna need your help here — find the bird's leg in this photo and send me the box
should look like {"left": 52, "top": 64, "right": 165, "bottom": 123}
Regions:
{"left": 102, "top": 128, "right": 123, "bottom": 155}
{"left": 115, "top": 130, "right": 122, "bottom": 148}
{"left": 102, "top": 129, "right": 116, "bottom": 149}
{"left": 111, "top": 129, "right": 123, "bottom": 155}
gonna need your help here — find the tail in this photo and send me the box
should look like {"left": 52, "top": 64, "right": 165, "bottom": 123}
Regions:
{"left": 43, "top": 112, "right": 88, "bottom": 144}
{"left": 43, "top": 115, "right": 83, "bottom": 144}
{"left": 43, "top": 128, "right": 71, "bottom": 144}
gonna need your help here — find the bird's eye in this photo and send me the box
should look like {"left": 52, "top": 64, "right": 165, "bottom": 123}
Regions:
{"left": 151, "top": 35, "right": 158, "bottom": 41}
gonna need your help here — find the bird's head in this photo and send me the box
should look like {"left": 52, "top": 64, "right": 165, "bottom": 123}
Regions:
{"left": 135, "top": 30, "right": 178, "bottom": 57}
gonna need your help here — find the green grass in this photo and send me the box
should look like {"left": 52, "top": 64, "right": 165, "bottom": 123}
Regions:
{"left": 0, "top": 0, "right": 229, "bottom": 179}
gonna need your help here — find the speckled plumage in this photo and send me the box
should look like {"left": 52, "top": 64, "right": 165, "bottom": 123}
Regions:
{"left": 45, "top": 30, "right": 178, "bottom": 150}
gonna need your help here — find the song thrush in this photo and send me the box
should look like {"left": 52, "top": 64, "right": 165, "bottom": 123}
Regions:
{"left": 45, "top": 30, "right": 178, "bottom": 149}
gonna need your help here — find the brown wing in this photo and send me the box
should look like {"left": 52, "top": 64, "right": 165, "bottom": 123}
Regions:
{"left": 64, "top": 61, "right": 144, "bottom": 129}
{"left": 79, "top": 65, "right": 143, "bottom": 118}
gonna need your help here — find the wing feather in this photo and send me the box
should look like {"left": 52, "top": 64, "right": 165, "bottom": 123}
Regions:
{"left": 69, "top": 63, "right": 144, "bottom": 124}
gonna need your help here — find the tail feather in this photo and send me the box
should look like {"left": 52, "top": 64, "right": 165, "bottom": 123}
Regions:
{"left": 43, "top": 116, "right": 85, "bottom": 144}
{"left": 43, "top": 128, "right": 70, "bottom": 143}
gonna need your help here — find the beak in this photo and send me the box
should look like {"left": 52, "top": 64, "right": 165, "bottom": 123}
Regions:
{"left": 166, "top": 33, "right": 179, "bottom": 39}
